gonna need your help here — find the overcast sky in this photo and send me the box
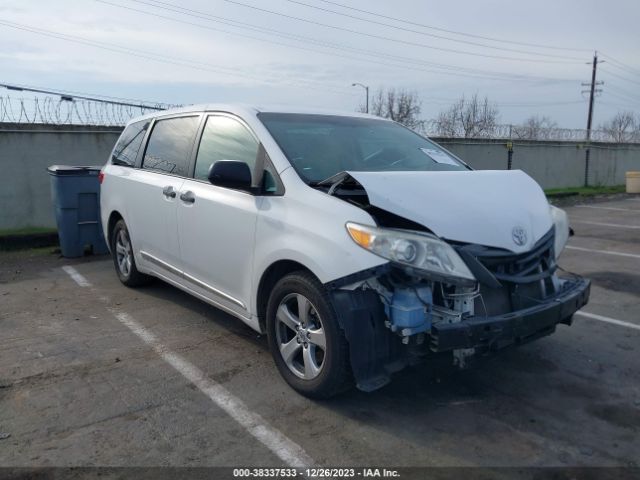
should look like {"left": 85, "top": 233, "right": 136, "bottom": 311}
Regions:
{"left": 1, "top": 0, "right": 639, "bottom": 128}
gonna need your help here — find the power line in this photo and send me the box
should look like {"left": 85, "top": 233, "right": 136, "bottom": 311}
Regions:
{"left": 0, "top": 14, "right": 601, "bottom": 116}
{"left": 606, "top": 85, "right": 640, "bottom": 103}
{"left": 214, "top": 0, "right": 584, "bottom": 64}
{"left": 99, "top": 0, "right": 580, "bottom": 84}
{"left": 599, "top": 100, "right": 640, "bottom": 112}
{"left": 282, "top": 0, "right": 586, "bottom": 60}
{"left": 108, "top": 0, "right": 510, "bottom": 80}
{"left": 604, "top": 90, "right": 640, "bottom": 107}
{"left": 599, "top": 52, "right": 640, "bottom": 77}
{"left": 313, "top": 0, "right": 590, "bottom": 53}
{"left": 0, "top": 20, "right": 358, "bottom": 98}
{"left": 600, "top": 68, "right": 640, "bottom": 87}
{"left": 496, "top": 100, "right": 586, "bottom": 108}
{"left": 604, "top": 61, "right": 640, "bottom": 78}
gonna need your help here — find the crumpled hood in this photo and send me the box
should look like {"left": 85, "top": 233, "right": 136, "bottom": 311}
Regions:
{"left": 347, "top": 169, "right": 552, "bottom": 254}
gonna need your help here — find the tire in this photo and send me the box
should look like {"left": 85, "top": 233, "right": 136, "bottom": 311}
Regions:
{"left": 266, "top": 271, "right": 353, "bottom": 398}
{"left": 110, "top": 219, "right": 152, "bottom": 287}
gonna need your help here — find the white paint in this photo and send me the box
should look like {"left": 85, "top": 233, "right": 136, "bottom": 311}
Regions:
{"left": 575, "top": 205, "right": 639, "bottom": 212}
{"left": 576, "top": 311, "right": 640, "bottom": 331}
{"left": 565, "top": 245, "right": 640, "bottom": 259}
{"left": 61, "top": 265, "right": 93, "bottom": 287}
{"left": 348, "top": 169, "right": 553, "bottom": 254}
{"left": 550, "top": 205, "right": 570, "bottom": 259}
{"left": 61, "top": 265, "right": 315, "bottom": 468}
{"left": 570, "top": 220, "right": 640, "bottom": 229}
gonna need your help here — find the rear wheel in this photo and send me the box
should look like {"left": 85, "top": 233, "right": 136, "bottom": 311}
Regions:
{"left": 110, "top": 219, "right": 151, "bottom": 287}
{"left": 266, "top": 271, "right": 352, "bottom": 398}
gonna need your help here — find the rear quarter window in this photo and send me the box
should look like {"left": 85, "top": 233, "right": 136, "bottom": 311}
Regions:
{"left": 111, "top": 120, "right": 149, "bottom": 166}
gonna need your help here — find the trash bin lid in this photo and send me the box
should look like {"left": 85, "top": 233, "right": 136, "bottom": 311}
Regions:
{"left": 47, "top": 165, "right": 102, "bottom": 176}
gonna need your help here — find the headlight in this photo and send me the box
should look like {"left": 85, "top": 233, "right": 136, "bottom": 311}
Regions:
{"left": 346, "top": 222, "right": 476, "bottom": 285}
{"left": 549, "top": 205, "right": 569, "bottom": 259}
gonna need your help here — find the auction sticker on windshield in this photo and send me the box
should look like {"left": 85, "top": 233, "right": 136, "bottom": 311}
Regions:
{"left": 420, "top": 148, "right": 459, "bottom": 165}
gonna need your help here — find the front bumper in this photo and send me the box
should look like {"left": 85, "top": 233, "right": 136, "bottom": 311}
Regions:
{"left": 430, "top": 277, "right": 591, "bottom": 352}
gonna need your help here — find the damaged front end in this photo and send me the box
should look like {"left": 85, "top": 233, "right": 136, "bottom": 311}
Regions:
{"left": 328, "top": 242, "right": 590, "bottom": 392}
{"left": 321, "top": 173, "right": 590, "bottom": 392}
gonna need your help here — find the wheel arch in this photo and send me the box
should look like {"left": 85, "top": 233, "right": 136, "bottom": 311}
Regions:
{"left": 255, "top": 259, "right": 319, "bottom": 332}
{"left": 106, "top": 210, "right": 124, "bottom": 249}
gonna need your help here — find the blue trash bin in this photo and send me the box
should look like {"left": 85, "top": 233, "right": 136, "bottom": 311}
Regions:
{"left": 47, "top": 165, "right": 109, "bottom": 258}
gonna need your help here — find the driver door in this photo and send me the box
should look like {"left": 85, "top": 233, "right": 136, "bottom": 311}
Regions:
{"left": 176, "top": 114, "right": 263, "bottom": 318}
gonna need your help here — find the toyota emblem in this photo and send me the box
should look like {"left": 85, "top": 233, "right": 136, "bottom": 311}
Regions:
{"left": 512, "top": 226, "right": 527, "bottom": 246}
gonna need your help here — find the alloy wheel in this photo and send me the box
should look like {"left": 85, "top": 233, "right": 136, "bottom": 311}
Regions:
{"left": 275, "top": 293, "right": 327, "bottom": 380}
{"left": 115, "top": 229, "right": 133, "bottom": 278}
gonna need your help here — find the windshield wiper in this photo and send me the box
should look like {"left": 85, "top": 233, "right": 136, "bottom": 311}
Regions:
{"left": 309, "top": 170, "right": 350, "bottom": 186}
{"left": 309, "top": 171, "right": 353, "bottom": 196}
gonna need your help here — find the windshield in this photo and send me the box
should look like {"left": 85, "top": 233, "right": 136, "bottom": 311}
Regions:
{"left": 258, "top": 113, "right": 468, "bottom": 183}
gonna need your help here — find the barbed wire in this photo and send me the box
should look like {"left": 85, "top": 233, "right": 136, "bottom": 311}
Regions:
{"left": 0, "top": 96, "right": 172, "bottom": 126}
{"left": 3, "top": 94, "right": 639, "bottom": 143}
{"left": 423, "top": 120, "right": 640, "bottom": 143}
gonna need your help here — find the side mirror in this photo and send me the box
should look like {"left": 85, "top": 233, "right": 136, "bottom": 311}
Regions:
{"left": 208, "top": 161, "right": 252, "bottom": 191}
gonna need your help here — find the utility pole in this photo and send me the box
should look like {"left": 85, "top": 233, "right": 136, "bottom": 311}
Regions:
{"left": 581, "top": 52, "right": 604, "bottom": 187}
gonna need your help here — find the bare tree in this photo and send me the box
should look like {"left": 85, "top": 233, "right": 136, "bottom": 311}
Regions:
{"left": 513, "top": 115, "right": 558, "bottom": 140}
{"left": 600, "top": 111, "right": 637, "bottom": 142}
{"left": 434, "top": 94, "right": 499, "bottom": 138}
{"left": 366, "top": 88, "right": 424, "bottom": 131}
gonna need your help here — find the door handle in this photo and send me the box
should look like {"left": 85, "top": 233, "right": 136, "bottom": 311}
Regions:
{"left": 180, "top": 190, "right": 196, "bottom": 204}
{"left": 162, "top": 186, "right": 176, "bottom": 198}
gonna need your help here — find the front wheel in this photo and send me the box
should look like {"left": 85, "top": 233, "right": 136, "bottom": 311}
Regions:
{"left": 266, "top": 271, "right": 352, "bottom": 398}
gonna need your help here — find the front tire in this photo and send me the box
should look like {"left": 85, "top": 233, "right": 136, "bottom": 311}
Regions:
{"left": 266, "top": 271, "right": 352, "bottom": 398}
{"left": 110, "top": 219, "right": 151, "bottom": 287}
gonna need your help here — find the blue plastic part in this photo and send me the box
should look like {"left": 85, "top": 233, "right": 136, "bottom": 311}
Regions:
{"left": 384, "top": 287, "right": 432, "bottom": 335}
{"left": 47, "top": 165, "right": 109, "bottom": 258}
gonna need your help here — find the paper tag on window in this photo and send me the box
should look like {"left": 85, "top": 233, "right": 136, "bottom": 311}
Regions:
{"left": 420, "top": 148, "right": 459, "bottom": 166}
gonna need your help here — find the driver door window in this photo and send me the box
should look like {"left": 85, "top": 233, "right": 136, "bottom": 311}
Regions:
{"left": 194, "top": 115, "right": 259, "bottom": 181}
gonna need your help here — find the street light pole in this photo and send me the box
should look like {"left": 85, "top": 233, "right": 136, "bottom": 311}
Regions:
{"left": 351, "top": 83, "right": 369, "bottom": 113}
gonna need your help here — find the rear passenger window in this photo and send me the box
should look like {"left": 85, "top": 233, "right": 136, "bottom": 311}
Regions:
{"left": 194, "top": 116, "right": 259, "bottom": 181}
{"left": 112, "top": 120, "right": 148, "bottom": 166}
{"left": 142, "top": 116, "right": 199, "bottom": 177}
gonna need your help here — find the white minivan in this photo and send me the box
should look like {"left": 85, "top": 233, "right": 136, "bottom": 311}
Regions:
{"left": 100, "top": 104, "right": 590, "bottom": 398}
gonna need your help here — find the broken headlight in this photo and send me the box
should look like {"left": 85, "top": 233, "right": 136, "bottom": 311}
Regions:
{"left": 346, "top": 222, "right": 476, "bottom": 285}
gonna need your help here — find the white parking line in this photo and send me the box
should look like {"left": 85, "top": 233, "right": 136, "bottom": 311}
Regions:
{"left": 570, "top": 220, "right": 640, "bottom": 229}
{"left": 565, "top": 245, "right": 640, "bottom": 259}
{"left": 61, "top": 266, "right": 315, "bottom": 468}
{"left": 575, "top": 205, "right": 639, "bottom": 212}
{"left": 61, "top": 265, "right": 92, "bottom": 287}
{"left": 576, "top": 311, "right": 640, "bottom": 331}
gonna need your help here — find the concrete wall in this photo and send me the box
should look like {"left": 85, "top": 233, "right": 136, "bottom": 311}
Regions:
{"left": 433, "top": 138, "right": 640, "bottom": 190}
{"left": 1, "top": 125, "right": 639, "bottom": 230}
{"left": 0, "top": 124, "right": 122, "bottom": 230}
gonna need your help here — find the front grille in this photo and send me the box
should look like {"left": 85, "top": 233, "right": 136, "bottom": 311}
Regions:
{"left": 456, "top": 228, "right": 557, "bottom": 314}
{"left": 471, "top": 227, "right": 556, "bottom": 284}
{"left": 455, "top": 227, "right": 558, "bottom": 315}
